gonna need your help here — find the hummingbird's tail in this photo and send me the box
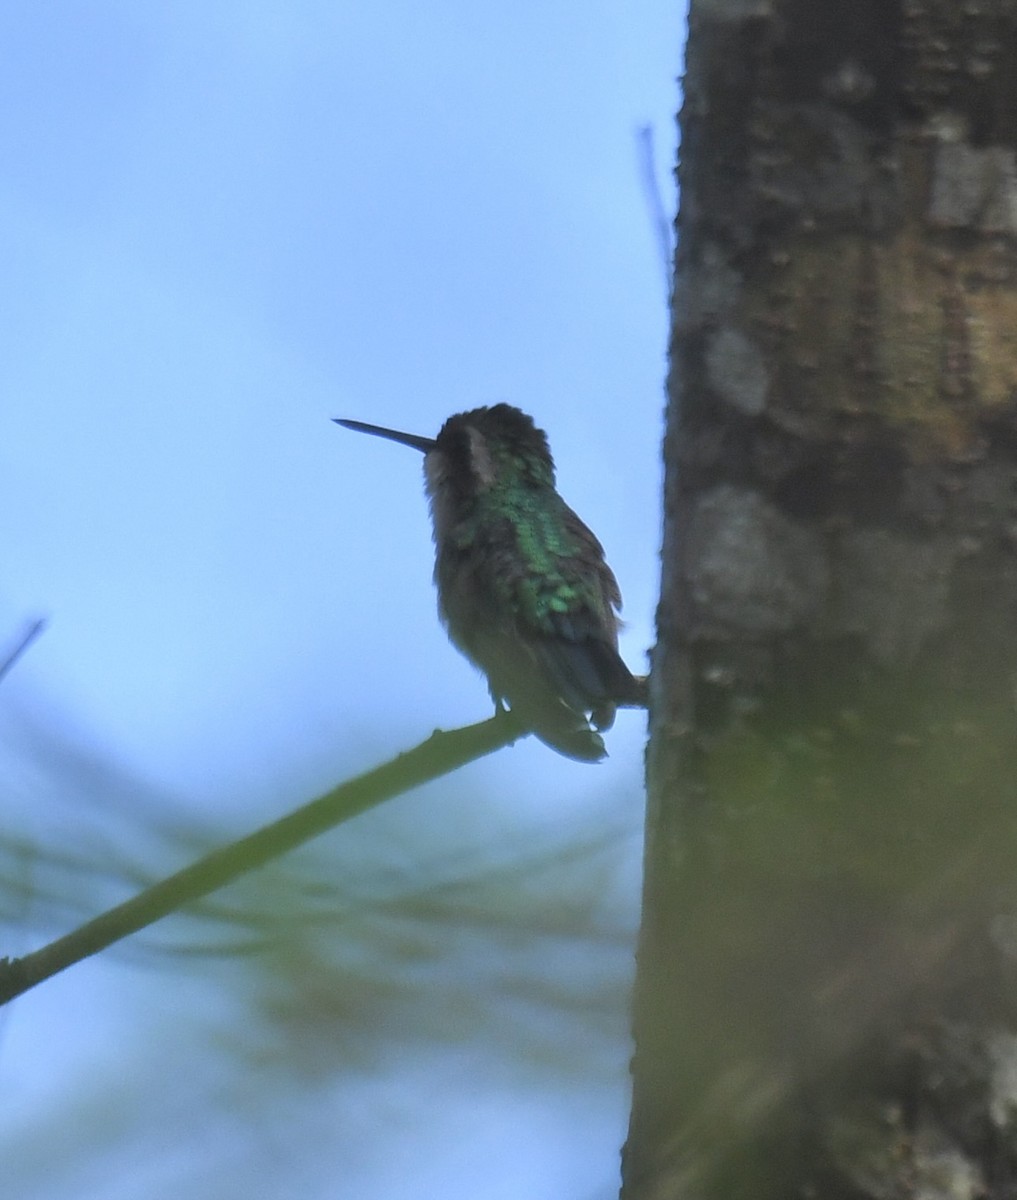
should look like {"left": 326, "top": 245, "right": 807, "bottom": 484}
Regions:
{"left": 480, "top": 675, "right": 603, "bottom": 760}
{"left": 530, "top": 712, "right": 607, "bottom": 763}
{"left": 467, "top": 629, "right": 629, "bottom": 761}
{"left": 531, "top": 635, "right": 646, "bottom": 742}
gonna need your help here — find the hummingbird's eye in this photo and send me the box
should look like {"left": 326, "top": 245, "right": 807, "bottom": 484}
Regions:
{"left": 440, "top": 427, "right": 473, "bottom": 473}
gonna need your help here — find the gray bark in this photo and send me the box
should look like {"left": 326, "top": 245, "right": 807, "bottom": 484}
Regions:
{"left": 624, "top": 2, "right": 1017, "bottom": 1197}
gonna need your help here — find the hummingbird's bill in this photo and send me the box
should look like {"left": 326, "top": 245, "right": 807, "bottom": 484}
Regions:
{"left": 334, "top": 418, "right": 436, "bottom": 454}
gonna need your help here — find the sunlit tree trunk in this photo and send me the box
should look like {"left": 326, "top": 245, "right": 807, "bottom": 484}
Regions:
{"left": 624, "top": 2, "right": 1017, "bottom": 1196}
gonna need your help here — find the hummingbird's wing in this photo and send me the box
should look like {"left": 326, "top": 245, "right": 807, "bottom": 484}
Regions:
{"left": 497, "top": 500, "right": 641, "bottom": 728}
{"left": 532, "top": 504, "right": 640, "bottom": 709}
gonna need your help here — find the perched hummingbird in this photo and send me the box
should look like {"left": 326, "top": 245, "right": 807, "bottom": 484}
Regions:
{"left": 334, "top": 404, "right": 644, "bottom": 761}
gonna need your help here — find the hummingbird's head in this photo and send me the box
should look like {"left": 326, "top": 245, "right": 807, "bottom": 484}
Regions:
{"left": 334, "top": 404, "right": 556, "bottom": 537}
{"left": 430, "top": 405, "right": 556, "bottom": 501}
{"left": 420, "top": 406, "right": 556, "bottom": 542}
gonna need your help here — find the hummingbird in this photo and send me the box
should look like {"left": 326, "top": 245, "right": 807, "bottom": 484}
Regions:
{"left": 334, "top": 404, "right": 644, "bottom": 761}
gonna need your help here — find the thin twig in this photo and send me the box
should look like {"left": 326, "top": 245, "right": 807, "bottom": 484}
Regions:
{"left": 0, "top": 713, "right": 523, "bottom": 1006}
{"left": 0, "top": 618, "right": 47, "bottom": 685}
{"left": 636, "top": 123, "right": 675, "bottom": 300}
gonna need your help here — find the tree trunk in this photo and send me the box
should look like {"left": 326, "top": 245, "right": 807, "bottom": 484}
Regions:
{"left": 624, "top": 2, "right": 1017, "bottom": 1197}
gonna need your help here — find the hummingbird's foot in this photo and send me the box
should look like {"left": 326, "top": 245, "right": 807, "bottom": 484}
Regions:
{"left": 492, "top": 699, "right": 519, "bottom": 727}
{"left": 491, "top": 701, "right": 529, "bottom": 745}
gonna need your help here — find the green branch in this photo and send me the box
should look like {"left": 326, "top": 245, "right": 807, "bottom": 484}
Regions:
{"left": 0, "top": 714, "right": 522, "bottom": 1006}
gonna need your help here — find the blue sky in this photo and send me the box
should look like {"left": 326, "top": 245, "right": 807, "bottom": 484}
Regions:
{"left": 1, "top": 3, "right": 681, "bottom": 1196}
